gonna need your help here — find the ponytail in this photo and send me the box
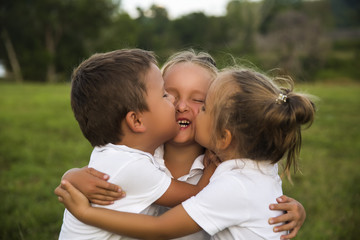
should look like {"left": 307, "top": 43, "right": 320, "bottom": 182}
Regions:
{"left": 211, "top": 69, "right": 316, "bottom": 180}
{"left": 273, "top": 89, "right": 316, "bottom": 178}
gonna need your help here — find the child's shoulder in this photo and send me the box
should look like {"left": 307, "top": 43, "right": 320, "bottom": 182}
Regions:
{"left": 89, "top": 144, "right": 154, "bottom": 169}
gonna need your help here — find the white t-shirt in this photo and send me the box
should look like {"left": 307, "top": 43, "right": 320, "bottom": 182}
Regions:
{"left": 182, "top": 159, "right": 287, "bottom": 240}
{"left": 150, "top": 145, "right": 211, "bottom": 240}
{"left": 59, "top": 144, "right": 172, "bottom": 240}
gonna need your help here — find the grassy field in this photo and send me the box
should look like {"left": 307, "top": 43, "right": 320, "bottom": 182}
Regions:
{"left": 0, "top": 82, "right": 359, "bottom": 239}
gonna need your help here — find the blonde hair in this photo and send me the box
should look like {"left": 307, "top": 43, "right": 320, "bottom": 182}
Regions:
{"left": 209, "top": 68, "right": 316, "bottom": 179}
{"left": 161, "top": 49, "right": 218, "bottom": 80}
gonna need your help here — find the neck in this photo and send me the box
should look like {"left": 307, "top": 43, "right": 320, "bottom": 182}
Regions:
{"left": 163, "top": 142, "right": 205, "bottom": 179}
{"left": 117, "top": 120, "right": 165, "bottom": 155}
{"left": 215, "top": 144, "right": 243, "bottom": 163}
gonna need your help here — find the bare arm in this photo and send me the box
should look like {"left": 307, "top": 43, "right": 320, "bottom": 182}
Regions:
{"left": 62, "top": 166, "right": 125, "bottom": 205}
{"left": 63, "top": 160, "right": 215, "bottom": 208}
{"left": 268, "top": 195, "right": 306, "bottom": 239}
{"left": 154, "top": 162, "right": 216, "bottom": 207}
{"left": 55, "top": 180, "right": 201, "bottom": 239}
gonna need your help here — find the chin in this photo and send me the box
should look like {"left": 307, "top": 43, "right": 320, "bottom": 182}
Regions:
{"left": 194, "top": 137, "right": 207, "bottom": 149}
{"left": 169, "top": 135, "right": 196, "bottom": 146}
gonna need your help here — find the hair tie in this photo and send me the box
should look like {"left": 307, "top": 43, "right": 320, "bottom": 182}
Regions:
{"left": 276, "top": 93, "right": 287, "bottom": 104}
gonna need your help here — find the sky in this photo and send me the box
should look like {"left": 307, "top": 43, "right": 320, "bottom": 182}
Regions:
{"left": 121, "top": 0, "right": 233, "bottom": 19}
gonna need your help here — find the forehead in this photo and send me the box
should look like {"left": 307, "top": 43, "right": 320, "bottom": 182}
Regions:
{"left": 144, "top": 63, "right": 164, "bottom": 89}
{"left": 164, "top": 63, "right": 212, "bottom": 87}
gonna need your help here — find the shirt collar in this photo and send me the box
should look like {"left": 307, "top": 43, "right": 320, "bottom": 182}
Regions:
{"left": 97, "top": 143, "right": 161, "bottom": 168}
{"left": 214, "top": 159, "right": 279, "bottom": 177}
{"left": 178, "top": 154, "right": 205, "bottom": 181}
{"left": 154, "top": 145, "right": 205, "bottom": 180}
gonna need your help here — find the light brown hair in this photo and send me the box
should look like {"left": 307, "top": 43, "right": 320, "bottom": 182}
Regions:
{"left": 209, "top": 68, "right": 316, "bottom": 178}
{"left": 71, "top": 49, "right": 157, "bottom": 147}
{"left": 162, "top": 49, "right": 218, "bottom": 80}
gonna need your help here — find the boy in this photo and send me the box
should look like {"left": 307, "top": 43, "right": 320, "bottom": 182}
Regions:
{"left": 59, "top": 49, "right": 214, "bottom": 239}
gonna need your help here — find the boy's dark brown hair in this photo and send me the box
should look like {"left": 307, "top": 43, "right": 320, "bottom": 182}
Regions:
{"left": 71, "top": 49, "right": 157, "bottom": 147}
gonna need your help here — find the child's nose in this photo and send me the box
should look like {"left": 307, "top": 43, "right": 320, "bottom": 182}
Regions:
{"left": 176, "top": 100, "right": 188, "bottom": 113}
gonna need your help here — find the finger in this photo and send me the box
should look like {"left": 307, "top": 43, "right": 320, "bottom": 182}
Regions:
{"left": 103, "top": 188, "right": 126, "bottom": 198}
{"left": 89, "top": 193, "right": 123, "bottom": 202}
{"left": 268, "top": 211, "right": 293, "bottom": 225}
{"left": 270, "top": 202, "right": 293, "bottom": 212}
{"left": 276, "top": 195, "right": 293, "bottom": 203}
{"left": 95, "top": 189, "right": 126, "bottom": 199}
{"left": 274, "top": 221, "right": 296, "bottom": 233}
{"left": 58, "top": 196, "right": 64, "bottom": 202}
{"left": 280, "top": 228, "right": 299, "bottom": 239}
{"left": 90, "top": 199, "right": 115, "bottom": 205}
{"left": 88, "top": 167, "right": 110, "bottom": 180}
{"left": 61, "top": 180, "right": 80, "bottom": 195}
{"left": 87, "top": 184, "right": 124, "bottom": 198}
{"left": 96, "top": 181, "right": 122, "bottom": 193}
{"left": 54, "top": 185, "right": 70, "bottom": 201}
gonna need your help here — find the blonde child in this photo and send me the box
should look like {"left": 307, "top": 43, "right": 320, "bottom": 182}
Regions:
{"left": 60, "top": 50, "right": 306, "bottom": 239}
{"left": 56, "top": 66, "right": 315, "bottom": 239}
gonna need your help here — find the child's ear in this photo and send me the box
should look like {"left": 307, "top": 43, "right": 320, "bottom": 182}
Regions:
{"left": 125, "top": 111, "right": 146, "bottom": 133}
{"left": 217, "top": 129, "right": 232, "bottom": 150}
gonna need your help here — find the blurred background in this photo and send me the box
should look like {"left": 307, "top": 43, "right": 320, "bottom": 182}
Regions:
{"left": 0, "top": 0, "right": 359, "bottom": 239}
{"left": 1, "top": 0, "right": 360, "bottom": 82}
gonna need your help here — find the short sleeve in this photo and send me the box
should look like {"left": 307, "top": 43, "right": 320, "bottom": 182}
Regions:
{"left": 182, "top": 174, "right": 250, "bottom": 236}
{"left": 95, "top": 156, "right": 171, "bottom": 213}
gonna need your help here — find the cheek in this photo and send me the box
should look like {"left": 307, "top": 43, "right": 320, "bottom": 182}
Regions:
{"left": 189, "top": 102, "right": 203, "bottom": 117}
{"left": 195, "top": 112, "right": 204, "bottom": 129}
{"left": 165, "top": 101, "right": 175, "bottom": 116}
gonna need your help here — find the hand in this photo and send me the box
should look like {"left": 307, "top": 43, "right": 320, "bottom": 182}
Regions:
{"left": 55, "top": 180, "right": 91, "bottom": 221}
{"left": 63, "top": 166, "right": 125, "bottom": 205}
{"left": 268, "top": 195, "right": 306, "bottom": 239}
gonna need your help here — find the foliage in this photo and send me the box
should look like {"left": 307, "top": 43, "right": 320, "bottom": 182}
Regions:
{"left": 0, "top": 82, "right": 359, "bottom": 239}
{"left": 0, "top": 0, "right": 118, "bottom": 82}
{"left": 1, "top": 0, "right": 359, "bottom": 82}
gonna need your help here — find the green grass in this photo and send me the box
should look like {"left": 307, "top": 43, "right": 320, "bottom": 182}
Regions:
{"left": 0, "top": 83, "right": 92, "bottom": 239}
{"left": 282, "top": 83, "right": 360, "bottom": 239}
{"left": 1, "top": 82, "right": 359, "bottom": 239}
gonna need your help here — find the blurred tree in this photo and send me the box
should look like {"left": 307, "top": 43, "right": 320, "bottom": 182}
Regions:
{"left": 258, "top": 10, "right": 330, "bottom": 80}
{"left": 225, "top": 0, "right": 258, "bottom": 54}
{"left": 0, "top": 0, "right": 358, "bottom": 83}
{"left": 0, "top": 0, "right": 118, "bottom": 82}
{"left": 330, "top": 0, "right": 360, "bottom": 28}
{"left": 90, "top": 12, "right": 139, "bottom": 53}
{"left": 1, "top": 29, "right": 23, "bottom": 83}
{"left": 302, "top": 0, "right": 333, "bottom": 29}
{"left": 259, "top": 0, "right": 303, "bottom": 34}
{"left": 0, "top": 0, "right": 28, "bottom": 83}
{"left": 171, "top": 13, "right": 209, "bottom": 48}
{"left": 170, "top": 12, "right": 229, "bottom": 51}
{"left": 135, "top": 5, "right": 172, "bottom": 60}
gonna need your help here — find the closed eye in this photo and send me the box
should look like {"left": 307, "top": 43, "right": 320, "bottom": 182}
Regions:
{"left": 193, "top": 99, "right": 204, "bottom": 103}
